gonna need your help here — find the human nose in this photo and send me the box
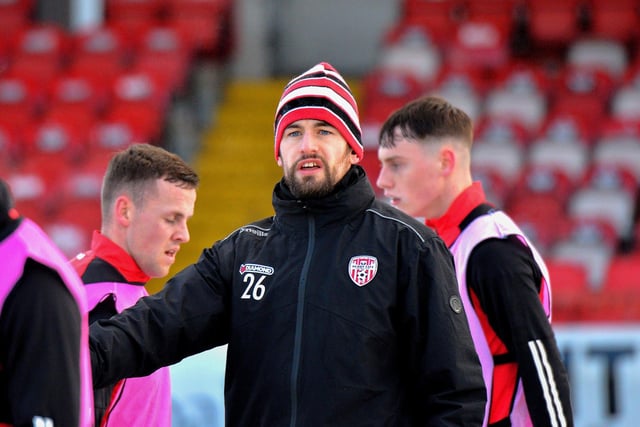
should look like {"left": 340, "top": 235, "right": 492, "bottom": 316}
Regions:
{"left": 299, "top": 132, "right": 319, "bottom": 153}
{"left": 376, "top": 165, "right": 390, "bottom": 190}
{"left": 175, "top": 222, "right": 190, "bottom": 243}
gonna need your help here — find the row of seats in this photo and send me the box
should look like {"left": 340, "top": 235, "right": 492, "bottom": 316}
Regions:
{"left": 2, "top": 0, "right": 233, "bottom": 258}
{"left": 403, "top": 0, "right": 640, "bottom": 47}
{"left": 358, "top": 1, "right": 640, "bottom": 322}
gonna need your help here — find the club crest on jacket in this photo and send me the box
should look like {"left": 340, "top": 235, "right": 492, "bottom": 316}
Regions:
{"left": 348, "top": 255, "right": 378, "bottom": 287}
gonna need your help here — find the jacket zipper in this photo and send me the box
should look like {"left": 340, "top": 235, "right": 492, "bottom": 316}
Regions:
{"left": 290, "top": 214, "right": 315, "bottom": 427}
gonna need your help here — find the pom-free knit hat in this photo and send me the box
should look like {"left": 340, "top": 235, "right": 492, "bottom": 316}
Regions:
{"left": 274, "top": 62, "right": 363, "bottom": 160}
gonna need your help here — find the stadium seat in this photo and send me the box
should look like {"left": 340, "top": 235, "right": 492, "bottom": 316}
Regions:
{"left": 526, "top": 133, "right": 590, "bottom": 183}
{"left": 545, "top": 258, "right": 589, "bottom": 322}
{"left": 463, "top": 0, "right": 519, "bottom": 31}
{"left": 22, "top": 116, "right": 87, "bottom": 165}
{"left": 131, "top": 24, "right": 193, "bottom": 93}
{"left": 5, "top": 160, "right": 62, "bottom": 224}
{"left": 165, "top": 0, "right": 232, "bottom": 55}
{"left": 0, "top": 0, "right": 33, "bottom": 39}
{"left": 45, "top": 74, "right": 110, "bottom": 134}
{"left": 524, "top": 0, "right": 583, "bottom": 46}
{"left": 447, "top": 19, "right": 511, "bottom": 72}
{"left": 567, "top": 164, "right": 637, "bottom": 242}
{"left": 471, "top": 138, "right": 525, "bottom": 182}
{"left": 429, "top": 66, "right": 486, "bottom": 122}
{"left": 492, "top": 60, "right": 553, "bottom": 99}
{"left": 0, "top": 75, "right": 45, "bottom": 132}
{"left": 360, "top": 69, "right": 424, "bottom": 124}
{"left": 550, "top": 65, "right": 614, "bottom": 125}
{"left": 610, "top": 84, "right": 640, "bottom": 122}
{"left": 566, "top": 37, "right": 628, "bottom": 80}
{"left": 585, "top": 0, "right": 639, "bottom": 43}
{"left": 105, "top": 0, "right": 165, "bottom": 34}
{"left": 402, "top": 0, "right": 465, "bottom": 43}
{"left": 536, "top": 110, "right": 595, "bottom": 148}
{"left": 474, "top": 116, "right": 530, "bottom": 147}
{"left": 549, "top": 217, "right": 617, "bottom": 289}
{"left": 484, "top": 85, "right": 547, "bottom": 133}
{"left": 376, "top": 35, "right": 443, "bottom": 84}
{"left": 6, "top": 23, "right": 70, "bottom": 89}
{"left": 592, "top": 126, "right": 640, "bottom": 181}
{"left": 602, "top": 253, "right": 640, "bottom": 292}
{"left": 87, "top": 118, "right": 141, "bottom": 158}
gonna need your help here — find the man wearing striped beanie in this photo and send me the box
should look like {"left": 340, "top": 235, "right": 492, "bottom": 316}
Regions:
{"left": 273, "top": 61, "right": 364, "bottom": 199}
{"left": 89, "top": 61, "right": 486, "bottom": 426}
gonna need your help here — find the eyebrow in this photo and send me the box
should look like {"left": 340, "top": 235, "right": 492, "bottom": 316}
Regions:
{"left": 286, "top": 120, "right": 333, "bottom": 130}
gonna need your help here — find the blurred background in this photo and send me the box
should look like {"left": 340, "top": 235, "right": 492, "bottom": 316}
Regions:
{"left": 2, "top": 0, "right": 640, "bottom": 425}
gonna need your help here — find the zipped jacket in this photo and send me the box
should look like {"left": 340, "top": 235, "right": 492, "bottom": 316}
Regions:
{"left": 90, "top": 166, "right": 487, "bottom": 426}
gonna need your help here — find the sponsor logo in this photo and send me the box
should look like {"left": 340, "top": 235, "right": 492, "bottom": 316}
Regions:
{"left": 348, "top": 255, "right": 378, "bottom": 286}
{"left": 240, "top": 227, "right": 269, "bottom": 237}
{"left": 239, "top": 263, "right": 274, "bottom": 276}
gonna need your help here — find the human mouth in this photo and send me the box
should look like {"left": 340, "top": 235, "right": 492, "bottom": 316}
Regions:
{"left": 165, "top": 248, "right": 178, "bottom": 261}
{"left": 299, "top": 160, "right": 321, "bottom": 170}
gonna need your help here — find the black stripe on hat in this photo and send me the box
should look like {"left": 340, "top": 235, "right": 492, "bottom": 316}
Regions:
{"left": 276, "top": 96, "right": 362, "bottom": 143}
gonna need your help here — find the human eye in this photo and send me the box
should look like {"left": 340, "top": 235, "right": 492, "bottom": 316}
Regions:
{"left": 285, "top": 128, "right": 301, "bottom": 138}
{"left": 389, "top": 160, "right": 403, "bottom": 172}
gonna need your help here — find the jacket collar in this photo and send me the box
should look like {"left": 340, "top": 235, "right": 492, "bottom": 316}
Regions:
{"left": 272, "top": 165, "right": 376, "bottom": 230}
{"left": 425, "top": 181, "right": 488, "bottom": 247}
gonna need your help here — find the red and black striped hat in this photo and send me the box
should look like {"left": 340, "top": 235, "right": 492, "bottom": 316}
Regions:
{"left": 274, "top": 62, "right": 362, "bottom": 160}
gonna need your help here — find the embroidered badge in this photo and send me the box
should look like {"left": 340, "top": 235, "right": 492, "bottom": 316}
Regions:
{"left": 348, "top": 255, "right": 378, "bottom": 287}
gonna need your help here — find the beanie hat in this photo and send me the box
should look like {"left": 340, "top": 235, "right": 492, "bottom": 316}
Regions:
{"left": 274, "top": 62, "right": 363, "bottom": 160}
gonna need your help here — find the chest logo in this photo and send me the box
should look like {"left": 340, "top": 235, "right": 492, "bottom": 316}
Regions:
{"left": 348, "top": 255, "right": 378, "bottom": 287}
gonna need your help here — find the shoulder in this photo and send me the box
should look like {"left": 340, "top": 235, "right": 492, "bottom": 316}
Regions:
{"left": 366, "top": 200, "right": 438, "bottom": 244}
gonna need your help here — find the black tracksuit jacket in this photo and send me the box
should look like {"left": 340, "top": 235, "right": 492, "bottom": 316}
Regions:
{"left": 90, "top": 166, "right": 486, "bottom": 426}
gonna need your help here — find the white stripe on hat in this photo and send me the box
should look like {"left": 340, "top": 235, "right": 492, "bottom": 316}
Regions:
{"left": 276, "top": 86, "right": 360, "bottom": 132}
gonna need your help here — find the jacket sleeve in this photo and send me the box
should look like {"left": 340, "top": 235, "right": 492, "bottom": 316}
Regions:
{"left": 468, "top": 237, "right": 574, "bottom": 427}
{"left": 0, "top": 259, "right": 82, "bottom": 427}
{"left": 405, "top": 235, "right": 487, "bottom": 426}
{"left": 90, "top": 245, "right": 231, "bottom": 388}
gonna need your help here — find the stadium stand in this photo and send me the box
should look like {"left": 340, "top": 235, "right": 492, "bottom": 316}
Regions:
{"left": 1, "top": 0, "right": 233, "bottom": 260}
{"left": 358, "top": 0, "right": 640, "bottom": 323}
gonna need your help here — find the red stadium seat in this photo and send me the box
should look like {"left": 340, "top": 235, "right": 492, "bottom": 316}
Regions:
{"left": 6, "top": 23, "right": 70, "bottom": 89}
{"left": 0, "top": 75, "right": 45, "bottom": 132}
{"left": 402, "top": 0, "right": 465, "bottom": 43}
{"left": 105, "top": 0, "right": 165, "bottom": 34}
{"left": 524, "top": 0, "right": 583, "bottom": 46}
{"left": 0, "top": 0, "right": 33, "bottom": 39}
{"left": 586, "top": 0, "right": 639, "bottom": 43}
{"left": 447, "top": 20, "right": 511, "bottom": 72}
{"left": 546, "top": 258, "right": 589, "bottom": 322}
{"left": 131, "top": 24, "right": 193, "bottom": 93}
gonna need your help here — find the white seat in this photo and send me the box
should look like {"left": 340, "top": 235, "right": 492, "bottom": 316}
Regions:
{"left": 567, "top": 187, "right": 635, "bottom": 240}
{"left": 611, "top": 85, "right": 640, "bottom": 121}
{"left": 484, "top": 88, "right": 547, "bottom": 132}
{"left": 550, "top": 240, "right": 613, "bottom": 289}
{"left": 592, "top": 136, "right": 640, "bottom": 180}
{"left": 471, "top": 140, "right": 524, "bottom": 182}
{"left": 527, "top": 138, "right": 589, "bottom": 182}
{"left": 567, "top": 37, "right": 628, "bottom": 79}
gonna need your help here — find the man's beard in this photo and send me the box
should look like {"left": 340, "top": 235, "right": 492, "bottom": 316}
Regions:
{"left": 284, "top": 168, "right": 334, "bottom": 199}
